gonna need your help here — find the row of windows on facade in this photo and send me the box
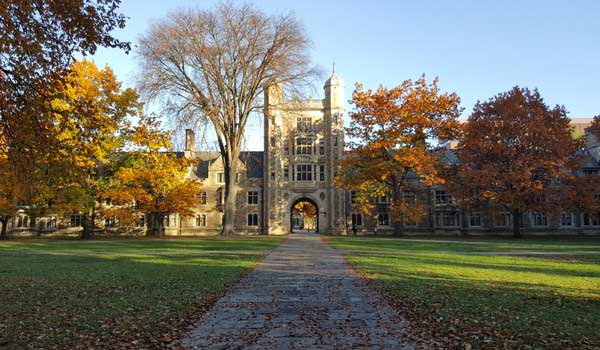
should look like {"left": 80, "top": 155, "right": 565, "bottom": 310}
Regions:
{"left": 195, "top": 191, "right": 260, "bottom": 206}
{"left": 161, "top": 213, "right": 260, "bottom": 227}
{"left": 295, "top": 114, "right": 341, "bottom": 133}
{"left": 270, "top": 136, "right": 339, "bottom": 156}
{"left": 349, "top": 211, "right": 593, "bottom": 228}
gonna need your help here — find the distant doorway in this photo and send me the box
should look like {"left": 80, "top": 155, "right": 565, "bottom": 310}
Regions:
{"left": 290, "top": 198, "right": 319, "bottom": 233}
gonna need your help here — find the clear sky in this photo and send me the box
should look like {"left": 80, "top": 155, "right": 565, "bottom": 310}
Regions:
{"left": 90, "top": 0, "right": 600, "bottom": 150}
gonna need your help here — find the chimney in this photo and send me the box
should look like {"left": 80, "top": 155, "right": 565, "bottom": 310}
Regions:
{"left": 184, "top": 128, "right": 195, "bottom": 158}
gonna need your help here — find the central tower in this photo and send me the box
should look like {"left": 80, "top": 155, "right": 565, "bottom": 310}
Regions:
{"left": 263, "top": 72, "right": 346, "bottom": 235}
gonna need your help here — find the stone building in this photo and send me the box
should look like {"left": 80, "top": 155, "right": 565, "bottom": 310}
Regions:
{"left": 4, "top": 74, "right": 600, "bottom": 237}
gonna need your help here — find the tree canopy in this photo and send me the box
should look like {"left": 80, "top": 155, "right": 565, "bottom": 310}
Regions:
{"left": 137, "top": 1, "right": 319, "bottom": 234}
{"left": 336, "top": 77, "right": 461, "bottom": 234}
{"left": 448, "top": 87, "right": 584, "bottom": 237}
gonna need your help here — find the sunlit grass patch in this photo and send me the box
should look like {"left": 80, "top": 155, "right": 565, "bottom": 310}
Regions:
{"left": 327, "top": 236, "right": 600, "bottom": 350}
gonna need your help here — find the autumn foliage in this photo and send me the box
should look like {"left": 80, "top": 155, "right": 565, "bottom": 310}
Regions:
{"left": 447, "top": 87, "right": 584, "bottom": 237}
{"left": 101, "top": 116, "right": 203, "bottom": 236}
{"left": 336, "top": 77, "right": 461, "bottom": 234}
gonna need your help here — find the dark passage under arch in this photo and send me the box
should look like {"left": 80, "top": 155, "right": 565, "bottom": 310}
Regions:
{"left": 290, "top": 198, "right": 319, "bottom": 233}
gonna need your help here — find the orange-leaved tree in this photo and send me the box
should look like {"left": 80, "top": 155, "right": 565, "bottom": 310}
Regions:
{"left": 102, "top": 115, "right": 203, "bottom": 236}
{"left": 451, "top": 87, "right": 583, "bottom": 238}
{"left": 335, "top": 77, "right": 461, "bottom": 235}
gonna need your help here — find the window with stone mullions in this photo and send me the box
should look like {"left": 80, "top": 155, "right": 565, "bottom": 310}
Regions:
{"left": 297, "top": 116, "right": 312, "bottom": 132}
{"left": 296, "top": 137, "right": 312, "bottom": 155}
{"left": 296, "top": 164, "right": 313, "bottom": 181}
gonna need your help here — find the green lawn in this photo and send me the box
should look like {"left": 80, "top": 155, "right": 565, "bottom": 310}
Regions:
{"left": 326, "top": 236, "right": 600, "bottom": 350}
{"left": 0, "top": 237, "right": 285, "bottom": 350}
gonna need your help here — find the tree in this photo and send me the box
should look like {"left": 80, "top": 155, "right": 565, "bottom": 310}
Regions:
{"left": 0, "top": 0, "right": 129, "bottom": 88}
{"left": 46, "top": 59, "right": 141, "bottom": 239}
{"left": 451, "top": 87, "right": 583, "bottom": 238}
{"left": 101, "top": 116, "right": 204, "bottom": 237}
{"left": 0, "top": 1, "right": 130, "bottom": 237}
{"left": 137, "top": 2, "right": 319, "bottom": 235}
{"left": 335, "top": 77, "right": 461, "bottom": 235}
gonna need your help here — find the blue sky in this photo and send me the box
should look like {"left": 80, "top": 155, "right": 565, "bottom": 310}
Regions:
{"left": 90, "top": 0, "right": 600, "bottom": 150}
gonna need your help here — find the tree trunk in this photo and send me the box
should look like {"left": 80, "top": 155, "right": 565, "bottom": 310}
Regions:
{"left": 0, "top": 218, "right": 8, "bottom": 240}
{"left": 512, "top": 209, "right": 522, "bottom": 238}
{"left": 146, "top": 213, "right": 165, "bottom": 237}
{"left": 221, "top": 145, "right": 239, "bottom": 235}
{"left": 80, "top": 208, "right": 95, "bottom": 240}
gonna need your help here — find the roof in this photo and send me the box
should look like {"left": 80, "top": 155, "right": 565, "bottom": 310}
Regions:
{"left": 240, "top": 151, "right": 264, "bottom": 178}
{"left": 190, "top": 151, "right": 264, "bottom": 179}
{"left": 324, "top": 72, "right": 343, "bottom": 87}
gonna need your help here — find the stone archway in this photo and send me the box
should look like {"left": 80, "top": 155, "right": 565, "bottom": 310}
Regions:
{"left": 290, "top": 197, "right": 319, "bottom": 233}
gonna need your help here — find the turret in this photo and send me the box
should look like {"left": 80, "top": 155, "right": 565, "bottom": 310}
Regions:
{"left": 324, "top": 68, "right": 344, "bottom": 110}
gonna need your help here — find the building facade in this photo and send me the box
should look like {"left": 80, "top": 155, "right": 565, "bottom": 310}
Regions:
{"left": 5, "top": 75, "right": 600, "bottom": 237}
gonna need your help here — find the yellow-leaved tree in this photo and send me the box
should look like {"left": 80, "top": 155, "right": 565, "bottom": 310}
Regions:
{"left": 46, "top": 59, "right": 141, "bottom": 239}
{"left": 101, "top": 115, "right": 203, "bottom": 236}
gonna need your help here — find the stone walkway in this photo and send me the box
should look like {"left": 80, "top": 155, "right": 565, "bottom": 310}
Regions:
{"left": 179, "top": 232, "right": 415, "bottom": 350}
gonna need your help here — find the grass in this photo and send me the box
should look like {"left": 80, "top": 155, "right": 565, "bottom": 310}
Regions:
{"left": 0, "top": 236, "right": 285, "bottom": 350}
{"left": 326, "top": 236, "right": 600, "bottom": 350}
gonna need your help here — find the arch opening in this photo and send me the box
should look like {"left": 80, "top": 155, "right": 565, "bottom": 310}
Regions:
{"left": 290, "top": 198, "right": 319, "bottom": 233}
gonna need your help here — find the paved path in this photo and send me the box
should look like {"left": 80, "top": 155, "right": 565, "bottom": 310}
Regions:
{"left": 179, "top": 232, "right": 415, "bottom": 350}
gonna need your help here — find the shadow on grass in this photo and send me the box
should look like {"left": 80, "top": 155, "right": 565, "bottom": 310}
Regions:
{"left": 0, "top": 251, "right": 263, "bottom": 350}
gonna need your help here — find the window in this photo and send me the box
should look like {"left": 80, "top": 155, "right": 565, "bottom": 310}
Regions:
{"left": 435, "top": 190, "right": 453, "bottom": 205}
{"left": 195, "top": 214, "right": 207, "bottom": 227}
{"left": 435, "top": 212, "right": 460, "bottom": 227}
{"left": 583, "top": 213, "right": 600, "bottom": 226}
{"left": 247, "top": 191, "right": 259, "bottom": 205}
{"left": 319, "top": 165, "right": 325, "bottom": 181}
{"left": 377, "top": 194, "right": 390, "bottom": 203}
{"left": 560, "top": 213, "right": 574, "bottom": 227}
{"left": 216, "top": 189, "right": 223, "bottom": 206}
{"left": 70, "top": 214, "right": 83, "bottom": 227}
{"left": 468, "top": 212, "right": 482, "bottom": 227}
{"left": 378, "top": 213, "right": 390, "bottom": 226}
{"left": 333, "top": 113, "right": 339, "bottom": 124}
{"left": 284, "top": 167, "right": 290, "bottom": 181}
{"left": 47, "top": 217, "right": 57, "bottom": 229}
{"left": 164, "top": 215, "right": 170, "bottom": 227}
{"left": 350, "top": 190, "right": 357, "bottom": 204}
{"left": 136, "top": 215, "right": 145, "bottom": 228}
{"left": 531, "top": 213, "right": 548, "bottom": 227}
{"left": 334, "top": 136, "right": 338, "bottom": 146}
{"left": 105, "top": 198, "right": 112, "bottom": 205}
{"left": 296, "top": 164, "right": 313, "bottom": 181}
{"left": 133, "top": 200, "right": 141, "bottom": 210}
{"left": 401, "top": 192, "right": 416, "bottom": 203}
{"left": 197, "top": 192, "right": 207, "bottom": 205}
{"left": 271, "top": 172, "right": 276, "bottom": 181}
{"left": 296, "top": 137, "right": 312, "bottom": 155}
{"left": 247, "top": 213, "right": 259, "bottom": 226}
{"left": 284, "top": 141, "right": 290, "bottom": 155}
{"left": 351, "top": 213, "right": 363, "bottom": 227}
{"left": 297, "top": 116, "right": 312, "bottom": 132}
{"left": 404, "top": 217, "right": 417, "bottom": 227}
{"left": 494, "top": 212, "right": 512, "bottom": 227}
{"left": 105, "top": 217, "right": 117, "bottom": 228}
{"left": 270, "top": 136, "right": 275, "bottom": 147}
{"left": 583, "top": 168, "right": 600, "bottom": 176}
{"left": 216, "top": 172, "right": 225, "bottom": 184}
{"left": 319, "top": 138, "right": 325, "bottom": 155}
{"left": 16, "top": 216, "right": 30, "bottom": 228}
